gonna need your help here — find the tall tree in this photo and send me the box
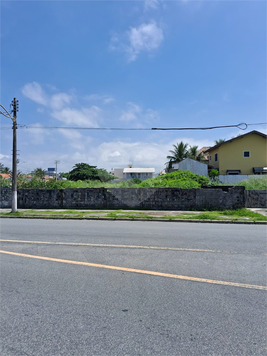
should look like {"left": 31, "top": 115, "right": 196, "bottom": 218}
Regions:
{"left": 188, "top": 145, "right": 199, "bottom": 160}
{"left": 188, "top": 146, "right": 206, "bottom": 162}
{"left": 166, "top": 142, "right": 189, "bottom": 164}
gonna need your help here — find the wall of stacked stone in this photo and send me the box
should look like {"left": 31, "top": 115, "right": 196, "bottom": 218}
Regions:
{"left": 245, "top": 190, "right": 267, "bottom": 208}
{"left": 0, "top": 186, "right": 248, "bottom": 210}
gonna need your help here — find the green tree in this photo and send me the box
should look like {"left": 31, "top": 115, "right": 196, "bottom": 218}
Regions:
{"left": 188, "top": 145, "right": 199, "bottom": 159}
{"left": 0, "top": 163, "right": 11, "bottom": 174}
{"left": 68, "top": 163, "right": 114, "bottom": 182}
{"left": 33, "top": 168, "right": 46, "bottom": 180}
{"left": 167, "top": 142, "right": 189, "bottom": 165}
{"left": 188, "top": 146, "right": 206, "bottom": 162}
{"left": 208, "top": 169, "right": 220, "bottom": 182}
{"left": 214, "top": 138, "right": 226, "bottom": 145}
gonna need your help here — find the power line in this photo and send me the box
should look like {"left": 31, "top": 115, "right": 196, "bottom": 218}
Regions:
{"left": 16, "top": 122, "right": 249, "bottom": 130}
{"left": 1, "top": 122, "right": 266, "bottom": 131}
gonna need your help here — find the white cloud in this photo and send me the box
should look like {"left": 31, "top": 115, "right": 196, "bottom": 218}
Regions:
{"left": 84, "top": 94, "right": 114, "bottom": 104}
{"left": 23, "top": 123, "right": 51, "bottom": 145}
{"left": 127, "top": 22, "right": 164, "bottom": 61}
{"left": 110, "top": 21, "right": 164, "bottom": 61}
{"left": 119, "top": 102, "right": 160, "bottom": 125}
{"left": 109, "top": 151, "right": 121, "bottom": 157}
{"left": 51, "top": 106, "right": 101, "bottom": 127}
{"left": 144, "top": 0, "right": 159, "bottom": 11}
{"left": 50, "top": 93, "right": 73, "bottom": 110}
{"left": 120, "top": 102, "right": 142, "bottom": 122}
{"left": 22, "top": 82, "right": 48, "bottom": 106}
{"left": 58, "top": 129, "right": 92, "bottom": 150}
{"left": 0, "top": 153, "right": 10, "bottom": 160}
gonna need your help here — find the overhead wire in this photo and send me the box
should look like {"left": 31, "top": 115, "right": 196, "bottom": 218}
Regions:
{"left": 16, "top": 122, "right": 249, "bottom": 130}
{"left": 1, "top": 122, "right": 266, "bottom": 131}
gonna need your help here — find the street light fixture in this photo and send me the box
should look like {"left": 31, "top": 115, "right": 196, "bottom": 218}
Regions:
{"left": 0, "top": 98, "right": 18, "bottom": 212}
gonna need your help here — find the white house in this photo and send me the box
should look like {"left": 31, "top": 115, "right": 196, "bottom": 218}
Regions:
{"left": 123, "top": 167, "right": 155, "bottom": 181}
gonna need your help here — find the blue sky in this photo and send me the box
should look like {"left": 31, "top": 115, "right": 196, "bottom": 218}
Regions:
{"left": 1, "top": 0, "right": 266, "bottom": 174}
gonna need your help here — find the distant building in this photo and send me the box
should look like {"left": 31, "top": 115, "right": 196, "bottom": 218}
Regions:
{"left": 178, "top": 158, "right": 208, "bottom": 177}
{"left": 123, "top": 167, "right": 155, "bottom": 181}
{"left": 110, "top": 165, "right": 155, "bottom": 181}
{"left": 47, "top": 168, "right": 56, "bottom": 177}
{"left": 0, "top": 173, "right": 11, "bottom": 180}
{"left": 110, "top": 168, "right": 124, "bottom": 179}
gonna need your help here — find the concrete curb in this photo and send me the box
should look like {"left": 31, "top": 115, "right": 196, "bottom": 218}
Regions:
{"left": 0, "top": 215, "right": 266, "bottom": 225}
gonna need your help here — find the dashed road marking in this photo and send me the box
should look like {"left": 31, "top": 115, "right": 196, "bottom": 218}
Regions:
{"left": 1, "top": 239, "right": 266, "bottom": 255}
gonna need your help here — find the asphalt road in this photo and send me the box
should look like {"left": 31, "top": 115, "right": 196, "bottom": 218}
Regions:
{"left": 0, "top": 219, "right": 266, "bottom": 356}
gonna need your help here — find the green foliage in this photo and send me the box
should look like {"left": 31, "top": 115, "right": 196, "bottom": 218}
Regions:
{"left": 33, "top": 168, "right": 46, "bottom": 180}
{"left": 166, "top": 142, "right": 206, "bottom": 169}
{"left": 208, "top": 169, "right": 220, "bottom": 183}
{"left": 0, "top": 163, "right": 11, "bottom": 174}
{"left": 214, "top": 138, "right": 226, "bottom": 145}
{"left": 167, "top": 141, "right": 189, "bottom": 165}
{"left": 236, "top": 176, "right": 267, "bottom": 190}
{"left": 0, "top": 175, "right": 11, "bottom": 187}
{"left": 68, "top": 163, "right": 114, "bottom": 182}
{"left": 139, "top": 170, "right": 210, "bottom": 188}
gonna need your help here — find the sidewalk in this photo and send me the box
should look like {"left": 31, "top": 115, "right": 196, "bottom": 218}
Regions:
{"left": 0, "top": 208, "right": 266, "bottom": 224}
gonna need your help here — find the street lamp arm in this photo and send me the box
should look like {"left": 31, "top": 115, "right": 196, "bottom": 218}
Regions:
{"left": 0, "top": 104, "right": 13, "bottom": 120}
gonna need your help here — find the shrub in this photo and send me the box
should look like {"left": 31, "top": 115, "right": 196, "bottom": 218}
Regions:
{"left": 236, "top": 176, "right": 267, "bottom": 190}
{"left": 139, "top": 170, "right": 210, "bottom": 188}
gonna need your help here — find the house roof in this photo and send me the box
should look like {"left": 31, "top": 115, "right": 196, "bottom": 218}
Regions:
{"left": 0, "top": 173, "right": 11, "bottom": 179}
{"left": 204, "top": 130, "right": 267, "bottom": 153}
{"left": 197, "top": 146, "right": 210, "bottom": 159}
{"left": 123, "top": 168, "right": 155, "bottom": 173}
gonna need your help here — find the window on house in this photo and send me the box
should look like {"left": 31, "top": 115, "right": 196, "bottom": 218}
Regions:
{"left": 214, "top": 153, "right": 218, "bottom": 162}
{"left": 209, "top": 156, "right": 211, "bottom": 161}
{"left": 243, "top": 151, "right": 250, "bottom": 158}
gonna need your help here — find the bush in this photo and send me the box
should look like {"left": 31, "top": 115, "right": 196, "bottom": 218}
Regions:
{"left": 236, "top": 176, "right": 267, "bottom": 190}
{"left": 139, "top": 170, "right": 210, "bottom": 188}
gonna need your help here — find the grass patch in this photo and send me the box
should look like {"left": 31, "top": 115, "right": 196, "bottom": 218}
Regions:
{"left": 0, "top": 208, "right": 266, "bottom": 222}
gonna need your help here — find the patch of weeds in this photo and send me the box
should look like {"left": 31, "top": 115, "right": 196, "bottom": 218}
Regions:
{"left": 0, "top": 212, "right": 24, "bottom": 217}
{"left": 220, "top": 209, "right": 267, "bottom": 221}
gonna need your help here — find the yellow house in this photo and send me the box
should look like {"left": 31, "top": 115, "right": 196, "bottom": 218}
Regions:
{"left": 205, "top": 130, "right": 267, "bottom": 175}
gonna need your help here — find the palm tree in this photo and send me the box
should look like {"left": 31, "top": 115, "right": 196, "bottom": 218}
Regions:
{"left": 214, "top": 138, "right": 226, "bottom": 145}
{"left": 188, "top": 145, "right": 199, "bottom": 160}
{"left": 166, "top": 142, "right": 189, "bottom": 164}
{"left": 0, "top": 163, "right": 11, "bottom": 174}
{"left": 33, "top": 168, "right": 46, "bottom": 180}
{"left": 188, "top": 146, "right": 207, "bottom": 162}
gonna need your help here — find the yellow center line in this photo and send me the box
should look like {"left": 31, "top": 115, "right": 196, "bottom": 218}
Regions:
{"left": 0, "top": 249, "right": 266, "bottom": 291}
{"left": 1, "top": 239, "right": 265, "bottom": 255}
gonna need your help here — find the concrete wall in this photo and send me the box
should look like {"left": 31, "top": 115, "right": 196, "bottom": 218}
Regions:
{"left": 1, "top": 186, "right": 249, "bottom": 210}
{"left": 245, "top": 190, "right": 267, "bottom": 208}
{"left": 178, "top": 158, "right": 208, "bottom": 177}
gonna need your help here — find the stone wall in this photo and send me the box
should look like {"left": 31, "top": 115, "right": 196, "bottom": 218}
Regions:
{"left": 0, "top": 186, "right": 248, "bottom": 210}
{"left": 245, "top": 190, "right": 267, "bottom": 208}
